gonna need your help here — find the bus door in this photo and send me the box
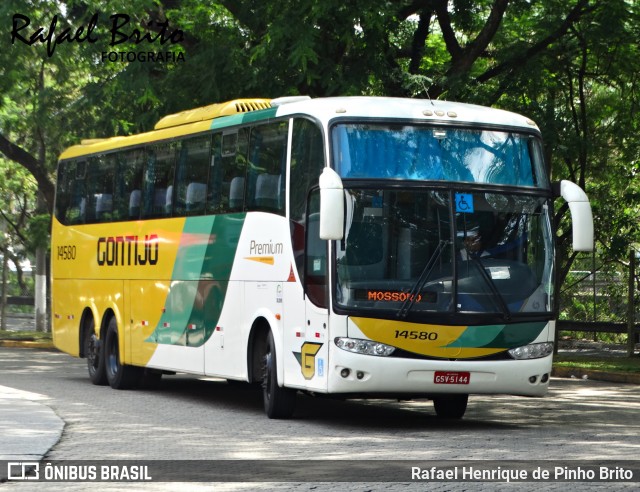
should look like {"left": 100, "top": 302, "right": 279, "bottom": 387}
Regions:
{"left": 283, "top": 196, "right": 330, "bottom": 391}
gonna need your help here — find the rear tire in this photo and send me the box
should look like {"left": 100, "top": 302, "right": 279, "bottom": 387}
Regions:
{"left": 433, "top": 394, "right": 468, "bottom": 419}
{"left": 85, "top": 318, "right": 107, "bottom": 386}
{"left": 104, "top": 317, "right": 142, "bottom": 389}
{"left": 262, "top": 330, "right": 296, "bottom": 419}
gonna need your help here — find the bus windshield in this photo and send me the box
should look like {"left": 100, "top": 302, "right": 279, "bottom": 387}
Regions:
{"left": 332, "top": 123, "right": 549, "bottom": 188}
{"left": 334, "top": 188, "right": 554, "bottom": 320}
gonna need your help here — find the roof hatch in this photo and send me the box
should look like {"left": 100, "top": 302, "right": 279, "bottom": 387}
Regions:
{"left": 154, "top": 98, "right": 272, "bottom": 130}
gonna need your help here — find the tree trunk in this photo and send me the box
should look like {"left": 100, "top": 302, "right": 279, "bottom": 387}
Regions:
{"left": 1, "top": 245, "right": 7, "bottom": 331}
{"left": 35, "top": 245, "right": 47, "bottom": 332}
{"left": 627, "top": 249, "right": 636, "bottom": 357}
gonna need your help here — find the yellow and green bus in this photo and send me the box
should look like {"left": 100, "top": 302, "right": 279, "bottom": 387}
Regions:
{"left": 52, "top": 96, "right": 593, "bottom": 419}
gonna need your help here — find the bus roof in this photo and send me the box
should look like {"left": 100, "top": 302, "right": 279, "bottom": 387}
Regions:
{"left": 58, "top": 96, "right": 539, "bottom": 160}
{"left": 275, "top": 96, "right": 539, "bottom": 131}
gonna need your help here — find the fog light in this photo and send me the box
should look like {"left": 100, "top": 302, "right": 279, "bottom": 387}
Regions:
{"left": 340, "top": 368, "right": 350, "bottom": 378}
{"left": 529, "top": 376, "right": 537, "bottom": 384}
{"left": 541, "top": 373, "right": 549, "bottom": 383}
{"left": 356, "top": 371, "right": 364, "bottom": 380}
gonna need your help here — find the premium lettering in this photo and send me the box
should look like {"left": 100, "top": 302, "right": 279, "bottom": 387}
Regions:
{"left": 249, "top": 240, "right": 283, "bottom": 255}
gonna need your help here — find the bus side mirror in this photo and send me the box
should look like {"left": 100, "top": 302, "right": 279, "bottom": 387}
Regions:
{"left": 318, "top": 167, "right": 344, "bottom": 240}
{"left": 554, "top": 180, "right": 594, "bottom": 252}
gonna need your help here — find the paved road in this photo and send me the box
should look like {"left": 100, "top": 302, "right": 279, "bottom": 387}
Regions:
{"left": 1, "top": 347, "right": 639, "bottom": 491}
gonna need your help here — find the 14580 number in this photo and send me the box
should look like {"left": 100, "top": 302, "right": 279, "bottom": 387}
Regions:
{"left": 394, "top": 330, "right": 438, "bottom": 341}
{"left": 57, "top": 245, "right": 76, "bottom": 260}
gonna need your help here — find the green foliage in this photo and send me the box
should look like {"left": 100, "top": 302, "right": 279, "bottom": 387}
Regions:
{"left": 0, "top": 330, "right": 52, "bottom": 341}
{"left": 0, "top": 0, "right": 639, "bottom": 328}
{"left": 554, "top": 355, "right": 640, "bottom": 373}
{"left": 25, "top": 214, "right": 50, "bottom": 254}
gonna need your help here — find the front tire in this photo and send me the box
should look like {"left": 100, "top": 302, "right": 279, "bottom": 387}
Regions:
{"left": 85, "top": 318, "right": 107, "bottom": 386}
{"left": 433, "top": 394, "right": 468, "bottom": 419}
{"left": 104, "top": 317, "right": 142, "bottom": 389}
{"left": 262, "top": 330, "right": 296, "bottom": 419}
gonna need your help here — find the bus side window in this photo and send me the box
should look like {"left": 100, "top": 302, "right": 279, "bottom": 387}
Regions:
{"left": 289, "top": 118, "right": 325, "bottom": 283}
{"left": 117, "top": 149, "right": 145, "bottom": 220}
{"left": 60, "top": 160, "right": 87, "bottom": 225}
{"left": 305, "top": 190, "right": 327, "bottom": 308}
{"left": 142, "top": 142, "right": 177, "bottom": 219}
{"left": 174, "top": 136, "right": 212, "bottom": 216}
{"left": 208, "top": 129, "right": 249, "bottom": 214}
{"left": 86, "top": 155, "right": 116, "bottom": 223}
{"left": 207, "top": 134, "right": 224, "bottom": 213}
{"left": 55, "top": 160, "right": 74, "bottom": 225}
{"left": 246, "top": 121, "right": 287, "bottom": 214}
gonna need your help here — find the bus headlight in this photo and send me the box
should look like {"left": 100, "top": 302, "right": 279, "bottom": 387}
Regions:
{"left": 508, "top": 342, "right": 554, "bottom": 360}
{"left": 335, "top": 337, "right": 395, "bottom": 357}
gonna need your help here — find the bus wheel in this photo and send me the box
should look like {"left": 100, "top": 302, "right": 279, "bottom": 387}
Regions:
{"left": 262, "top": 330, "right": 296, "bottom": 419}
{"left": 433, "top": 394, "right": 468, "bottom": 419}
{"left": 84, "top": 319, "right": 107, "bottom": 386}
{"left": 104, "top": 317, "right": 141, "bottom": 390}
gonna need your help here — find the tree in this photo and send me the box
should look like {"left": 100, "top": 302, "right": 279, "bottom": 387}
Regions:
{"left": 1, "top": 0, "right": 639, "bottom": 336}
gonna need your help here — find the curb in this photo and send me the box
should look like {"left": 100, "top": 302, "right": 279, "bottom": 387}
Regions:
{"left": 0, "top": 340, "right": 55, "bottom": 349}
{"left": 552, "top": 366, "right": 640, "bottom": 385}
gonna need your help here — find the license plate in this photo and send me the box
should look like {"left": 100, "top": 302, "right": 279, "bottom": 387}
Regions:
{"left": 434, "top": 371, "right": 470, "bottom": 384}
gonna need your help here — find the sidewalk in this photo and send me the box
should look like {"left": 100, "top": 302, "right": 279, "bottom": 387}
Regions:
{"left": 0, "top": 384, "right": 65, "bottom": 481}
{"left": 0, "top": 385, "right": 65, "bottom": 460}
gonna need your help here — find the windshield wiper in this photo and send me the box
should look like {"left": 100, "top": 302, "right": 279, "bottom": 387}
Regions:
{"left": 468, "top": 256, "right": 511, "bottom": 320}
{"left": 398, "top": 240, "right": 448, "bottom": 319}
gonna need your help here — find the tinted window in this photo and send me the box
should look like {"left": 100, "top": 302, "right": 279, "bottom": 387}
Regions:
{"left": 246, "top": 122, "right": 288, "bottom": 214}
{"left": 142, "top": 142, "right": 177, "bottom": 219}
{"left": 86, "top": 155, "right": 116, "bottom": 223}
{"left": 289, "top": 118, "right": 325, "bottom": 283}
{"left": 55, "top": 160, "right": 87, "bottom": 225}
{"left": 207, "top": 129, "right": 249, "bottom": 214}
{"left": 117, "top": 149, "right": 145, "bottom": 220}
{"left": 174, "top": 136, "right": 211, "bottom": 216}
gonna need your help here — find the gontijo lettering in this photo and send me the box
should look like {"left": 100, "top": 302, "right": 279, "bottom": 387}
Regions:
{"left": 97, "top": 234, "right": 158, "bottom": 266}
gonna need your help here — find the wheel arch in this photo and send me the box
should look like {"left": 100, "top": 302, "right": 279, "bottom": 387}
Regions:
{"left": 247, "top": 315, "right": 283, "bottom": 385}
{"left": 100, "top": 298, "right": 127, "bottom": 356}
{"left": 78, "top": 307, "right": 98, "bottom": 359}
{"left": 100, "top": 307, "right": 118, "bottom": 356}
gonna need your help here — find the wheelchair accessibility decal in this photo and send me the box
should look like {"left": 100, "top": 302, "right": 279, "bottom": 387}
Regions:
{"left": 455, "top": 193, "right": 474, "bottom": 213}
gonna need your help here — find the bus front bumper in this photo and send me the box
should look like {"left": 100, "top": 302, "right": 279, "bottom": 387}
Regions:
{"left": 327, "top": 348, "right": 553, "bottom": 397}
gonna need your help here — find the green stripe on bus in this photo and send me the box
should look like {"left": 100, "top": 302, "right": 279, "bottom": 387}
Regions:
{"left": 209, "top": 108, "right": 278, "bottom": 131}
{"left": 442, "top": 322, "right": 546, "bottom": 349}
{"left": 147, "top": 213, "right": 246, "bottom": 347}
